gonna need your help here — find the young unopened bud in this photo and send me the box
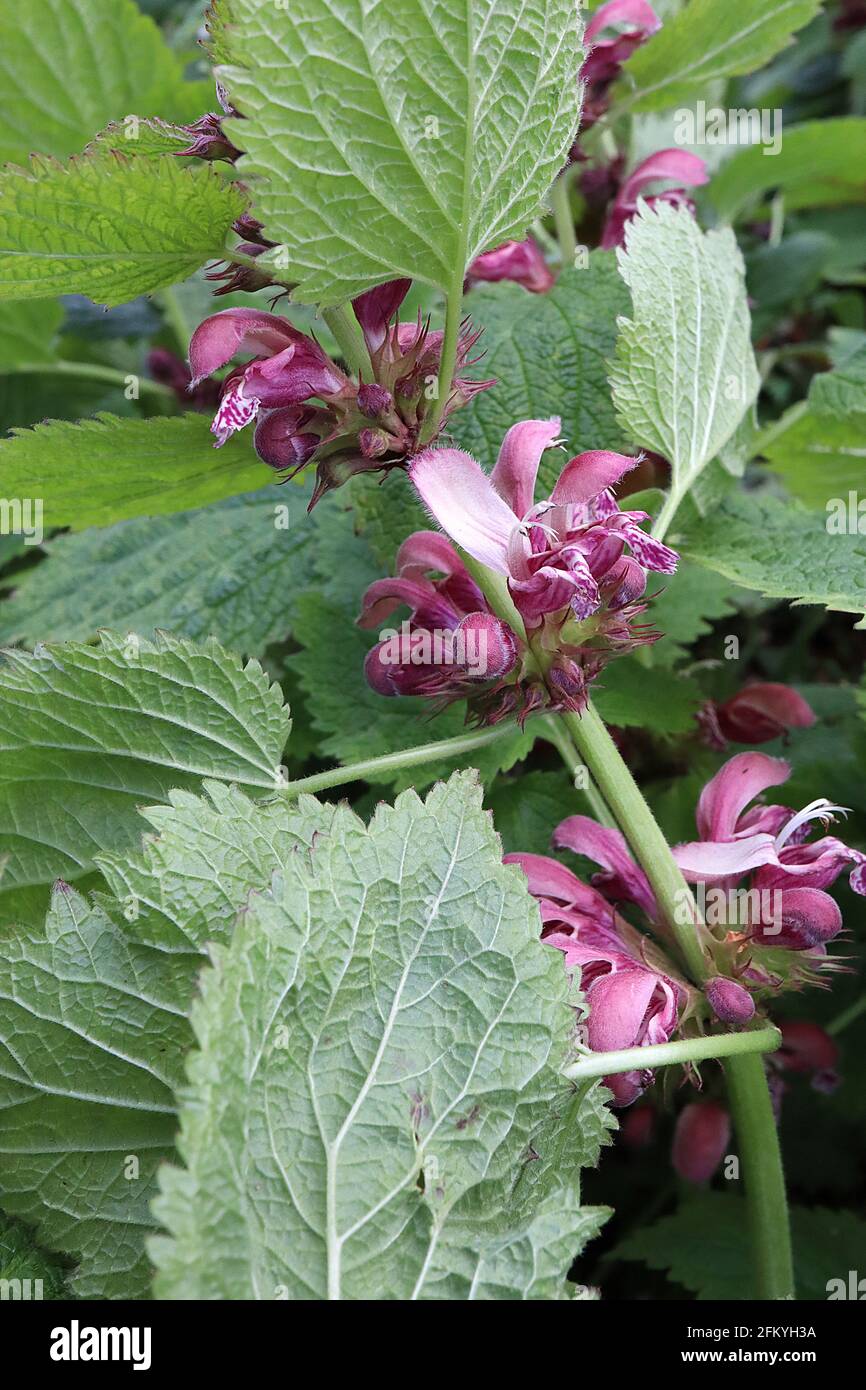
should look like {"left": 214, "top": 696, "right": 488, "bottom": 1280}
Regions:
{"left": 619, "top": 1104, "right": 655, "bottom": 1150}
{"left": 357, "top": 382, "right": 394, "bottom": 418}
{"left": 705, "top": 976, "right": 755, "bottom": 1026}
{"left": 358, "top": 427, "right": 391, "bottom": 459}
{"left": 778, "top": 1021, "right": 839, "bottom": 1074}
{"left": 454, "top": 612, "right": 518, "bottom": 682}
{"left": 752, "top": 886, "right": 842, "bottom": 950}
{"left": 671, "top": 1101, "right": 730, "bottom": 1183}
{"left": 253, "top": 408, "right": 319, "bottom": 472}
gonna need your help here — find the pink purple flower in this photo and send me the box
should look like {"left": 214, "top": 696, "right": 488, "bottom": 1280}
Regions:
{"left": 466, "top": 238, "right": 554, "bottom": 294}
{"left": 671, "top": 1101, "right": 730, "bottom": 1183}
{"left": 600, "top": 149, "right": 709, "bottom": 249}
{"left": 698, "top": 682, "right": 816, "bottom": 750}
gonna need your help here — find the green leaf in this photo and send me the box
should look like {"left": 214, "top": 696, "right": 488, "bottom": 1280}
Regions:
{"left": 453, "top": 257, "right": 631, "bottom": 496}
{"left": 710, "top": 118, "right": 866, "bottom": 222}
{"left": 0, "top": 156, "right": 247, "bottom": 306}
{"left": 0, "top": 299, "right": 62, "bottom": 369}
{"left": 0, "top": 492, "right": 316, "bottom": 652}
{"left": 762, "top": 348, "right": 866, "bottom": 509}
{"left": 0, "top": 0, "right": 205, "bottom": 165}
{"left": 593, "top": 658, "right": 702, "bottom": 733}
{"left": 679, "top": 492, "right": 866, "bottom": 627}
{"left": 618, "top": 0, "right": 820, "bottom": 112}
{"left": 648, "top": 562, "right": 742, "bottom": 667}
{"left": 609, "top": 203, "right": 760, "bottom": 517}
{"left": 209, "top": 0, "right": 582, "bottom": 304}
{"left": 150, "top": 772, "right": 608, "bottom": 1299}
{"left": 0, "top": 631, "right": 290, "bottom": 902}
{"left": 485, "top": 769, "right": 574, "bottom": 856}
{"left": 0, "top": 413, "right": 267, "bottom": 530}
{"left": 0, "top": 1212, "right": 68, "bottom": 1300}
{"left": 0, "top": 785, "right": 335, "bottom": 1297}
{"left": 611, "top": 1192, "right": 866, "bottom": 1300}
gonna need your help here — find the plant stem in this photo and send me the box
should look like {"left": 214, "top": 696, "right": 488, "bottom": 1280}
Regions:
{"left": 651, "top": 486, "right": 684, "bottom": 544}
{"left": 551, "top": 171, "right": 577, "bottom": 265}
{"left": 827, "top": 991, "right": 866, "bottom": 1036}
{"left": 278, "top": 723, "right": 517, "bottom": 797}
{"left": 562, "top": 1025, "right": 780, "bottom": 1082}
{"left": 321, "top": 304, "right": 372, "bottom": 378}
{"left": 560, "top": 703, "right": 711, "bottom": 982}
{"left": 11, "top": 361, "right": 174, "bottom": 398}
{"left": 157, "top": 287, "right": 192, "bottom": 354}
{"left": 724, "top": 1052, "right": 795, "bottom": 1300}
{"left": 421, "top": 270, "right": 464, "bottom": 443}
{"left": 540, "top": 714, "right": 617, "bottom": 827}
{"left": 748, "top": 400, "right": 809, "bottom": 460}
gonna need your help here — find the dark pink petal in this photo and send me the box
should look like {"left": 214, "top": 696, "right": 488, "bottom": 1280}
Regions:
{"left": 551, "top": 450, "right": 640, "bottom": 505}
{"left": 188, "top": 308, "right": 304, "bottom": 386}
{"left": 777, "top": 1021, "right": 839, "bottom": 1074}
{"left": 672, "top": 1102, "right": 730, "bottom": 1183}
{"left": 243, "top": 341, "right": 345, "bottom": 405}
{"left": 467, "top": 238, "right": 554, "bottom": 294}
{"left": 357, "top": 577, "right": 460, "bottom": 630}
{"left": 352, "top": 279, "right": 412, "bottom": 351}
{"left": 619, "top": 149, "right": 710, "bottom": 206}
{"left": 751, "top": 886, "right": 842, "bottom": 950}
{"left": 454, "top": 612, "right": 518, "bottom": 681}
{"left": 755, "top": 836, "right": 862, "bottom": 893}
{"left": 586, "top": 966, "right": 659, "bottom": 1052}
{"left": 395, "top": 531, "right": 464, "bottom": 578}
{"left": 490, "top": 417, "right": 561, "bottom": 517}
{"left": 585, "top": 0, "right": 661, "bottom": 43}
{"left": 409, "top": 447, "right": 516, "bottom": 572}
{"left": 253, "top": 407, "right": 319, "bottom": 470}
{"left": 504, "top": 851, "right": 596, "bottom": 907}
{"left": 554, "top": 815, "right": 657, "bottom": 918}
{"left": 704, "top": 976, "right": 755, "bottom": 1026}
{"left": 695, "top": 752, "right": 791, "bottom": 842}
{"left": 714, "top": 683, "right": 816, "bottom": 745}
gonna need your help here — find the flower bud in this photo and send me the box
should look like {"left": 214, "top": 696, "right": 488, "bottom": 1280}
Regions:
{"left": 359, "top": 427, "right": 390, "bottom": 459}
{"left": 253, "top": 408, "right": 319, "bottom": 471}
{"left": 777, "top": 1021, "right": 839, "bottom": 1074}
{"left": 357, "top": 382, "right": 394, "bottom": 418}
{"left": 619, "top": 1103, "right": 655, "bottom": 1150}
{"left": 705, "top": 976, "right": 755, "bottom": 1026}
{"left": 751, "top": 887, "right": 842, "bottom": 950}
{"left": 671, "top": 1101, "right": 730, "bottom": 1183}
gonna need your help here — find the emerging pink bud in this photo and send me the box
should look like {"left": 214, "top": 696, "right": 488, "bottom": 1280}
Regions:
{"left": 253, "top": 407, "right": 321, "bottom": 470}
{"left": 672, "top": 1101, "right": 730, "bottom": 1183}
{"left": 466, "top": 238, "right": 554, "bottom": 294}
{"left": 699, "top": 683, "right": 816, "bottom": 750}
{"left": 357, "top": 382, "right": 394, "bottom": 418}
{"left": 777, "top": 1021, "right": 839, "bottom": 1075}
{"left": 173, "top": 111, "right": 241, "bottom": 162}
{"left": 619, "top": 1103, "right": 656, "bottom": 1150}
{"left": 751, "top": 886, "right": 843, "bottom": 951}
{"left": 705, "top": 976, "right": 755, "bottom": 1026}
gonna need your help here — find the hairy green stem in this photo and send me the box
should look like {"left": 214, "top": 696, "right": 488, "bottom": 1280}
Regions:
{"left": 421, "top": 271, "right": 464, "bottom": 443}
{"left": 724, "top": 1052, "right": 795, "bottom": 1300}
{"left": 551, "top": 170, "right": 577, "bottom": 264}
{"left": 321, "top": 304, "right": 372, "bottom": 378}
{"left": 157, "top": 287, "right": 193, "bottom": 355}
{"left": 827, "top": 991, "right": 866, "bottom": 1036}
{"left": 278, "top": 723, "right": 517, "bottom": 797}
{"left": 12, "top": 361, "right": 174, "bottom": 398}
{"left": 563, "top": 1025, "right": 780, "bottom": 1082}
{"left": 651, "top": 486, "right": 684, "bottom": 544}
{"left": 540, "top": 714, "right": 617, "bottom": 827}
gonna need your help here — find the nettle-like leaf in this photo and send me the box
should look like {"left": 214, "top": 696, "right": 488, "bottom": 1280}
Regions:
{"left": 0, "top": 0, "right": 207, "bottom": 166}
{"left": 762, "top": 347, "right": 866, "bottom": 509}
{"left": 453, "top": 258, "right": 631, "bottom": 496}
{"left": 680, "top": 493, "right": 866, "bottom": 629}
{"left": 617, "top": 0, "right": 820, "bottom": 112}
{"left": 288, "top": 504, "right": 535, "bottom": 789}
{"left": 611, "top": 1193, "right": 866, "bottom": 1301}
{"left": 0, "top": 414, "right": 266, "bottom": 530}
{"left": 710, "top": 118, "right": 866, "bottom": 223}
{"left": 209, "top": 0, "right": 582, "bottom": 304}
{"left": 0, "top": 784, "right": 334, "bottom": 1298}
{"left": 0, "top": 299, "right": 62, "bottom": 369}
{"left": 0, "top": 156, "right": 246, "bottom": 306}
{"left": 0, "top": 1212, "right": 68, "bottom": 1299}
{"left": 150, "top": 772, "right": 610, "bottom": 1300}
{"left": 0, "top": 631, "right": 290, "bottom": 904}
{"left": 593, "top": 659, "right": 701, "bottom": 734}
{"left": 0, "top": 492, "right": 315, "bottom": 653}
{"left": 610, "top": 203, "right": 760, "bottom": 518}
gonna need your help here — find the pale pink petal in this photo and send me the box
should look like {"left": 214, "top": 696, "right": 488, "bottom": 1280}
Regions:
{"left": 551, "top": 450, "right": 640, "bottom": 505}
{"left": 490, "top": 417, "right": 561, "bottom": 517}
{"left": 695, "top": 752, "right": 791, "bottom": 842}
{"left": 395, "top": 531, "right": 463, "bottom": 578}
{"left": 620, "top": 149, "right": 710, "bottom": 206}
{"left": 673, "top": 833, "right": 779, "bottom": 882}
{"left": 587, "top": 967, "right": 658, "bottom": 1052}
{"left": 468, "top": 238, "right": 555, "bottom": 294}
{"left": 409, "top": 448, "right": 516, "bottom": 572}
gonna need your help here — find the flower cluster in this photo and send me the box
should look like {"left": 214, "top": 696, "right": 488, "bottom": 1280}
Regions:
{"left": 188, "top": 281, "right": 491, "bottom": 504}
{"left": 358, "top": 419, "right": 678, "bottom": 722}
{"left": 505, "top": 822, "right": 692, "bottom": 1106}
{"left": 506, "top": 753, "right": 864, "bottom": 1108}
{"left": 579, "top": 0, "right": 661, "bottom": 130}
{"left": 673, "top": 751, "right": 866, "bottom": 982}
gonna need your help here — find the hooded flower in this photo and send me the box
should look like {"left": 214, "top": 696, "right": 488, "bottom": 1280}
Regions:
{"left": 600, "top": 149, "right": 709, "bottom": 249}
{"left": 188, "top": 281, "right": 492, "bottom": 504}
{"left": 506, "top": 846, "right": 686, "bottom": 1106}
{"left": 698, "top": 682, "right": 816, "bottom": 750}
{"left": 466, "top": 237, "right": 554, "bottom": 294}
{"left": 580, "top": 0, "right": 662, "bottom": 129}
{"left": 406, "top": 419, "right": 677, "bottom": 710}
{"left": 673, "top": 751, "right": 865, "bottom": 973}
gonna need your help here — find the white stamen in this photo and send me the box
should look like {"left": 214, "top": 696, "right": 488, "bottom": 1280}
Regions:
{"left": 774, "top": 798, "right": 851, "bottom": 851}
